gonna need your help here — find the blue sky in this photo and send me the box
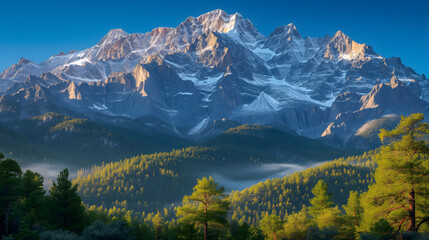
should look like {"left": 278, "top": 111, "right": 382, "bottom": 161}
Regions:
{"left": 1, "top": 0, "right": 428, "bottom": 76}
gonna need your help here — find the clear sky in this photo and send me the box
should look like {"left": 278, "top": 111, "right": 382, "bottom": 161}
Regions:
{"left": 1, "top": 0, "right": 428, "bottom": 76}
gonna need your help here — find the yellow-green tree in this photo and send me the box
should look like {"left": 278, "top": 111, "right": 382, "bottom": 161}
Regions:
{"left": 282, "top": 207, "right": 311, "bottom": 240}
{"left": 176, "top": 177, "right": 229, "bottom": 240}
{"left": 308, "top": 180, "right": 334, "bottom": 218}
{"left": 362, "top": 113, "right": 429, "bottom": 232}
{"left": 259, "top": 214, "right": 283, "bottom": 239}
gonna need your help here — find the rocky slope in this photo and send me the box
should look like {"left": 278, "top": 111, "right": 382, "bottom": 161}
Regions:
{"left": 0, "top": 9, "right": 427, "bottom": 142}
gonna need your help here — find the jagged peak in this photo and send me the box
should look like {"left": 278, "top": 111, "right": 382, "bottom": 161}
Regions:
{"left": 332, "top": 30, "right": 349, "bottom": 40}
{"left": 107, "top": 28, "right": 128, "bottom": 36}
{"left": 97, "top": 28, "right": 130, "bottom": 45}
{"left": 269, "top": 23, "right": 302, "bottom": 40}
{"left": 197, "top": 9, "right": 229, "bottom": 21}
{"left": 18, "top": 58, "right": 32, "bottom": 65}
{"left": 54, "top": 51, "right": 66, "bottom": 57}
{"left": 187, "top": 9, "right": 260, "bottom": 37}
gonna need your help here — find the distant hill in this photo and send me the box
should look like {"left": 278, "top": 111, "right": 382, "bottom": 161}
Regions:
{"left": 73, "top": 125, "right": 362, "bottom": 221}
{"left": 0, "top": 112, "right": 192, "bottom": 166}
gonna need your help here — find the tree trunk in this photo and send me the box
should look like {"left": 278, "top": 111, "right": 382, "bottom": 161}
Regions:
{"left": 407, "top": 188, "right": 416, "bottom": 231}
{"left": 204, "top": 194, "right": 208, "bottom": 240}
{"left": 156, "top": 226, "right": 159, "bottom": 240}
{"left": 204, "top": 222, "right": 208, "bottom": 240}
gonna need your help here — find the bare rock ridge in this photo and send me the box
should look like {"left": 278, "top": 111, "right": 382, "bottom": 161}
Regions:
{"left": 0, "top": 9, "right": 427, "bottom": 143}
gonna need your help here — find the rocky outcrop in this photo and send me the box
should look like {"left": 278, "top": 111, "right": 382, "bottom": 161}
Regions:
{"left": 322, "top": 75, "right": 428, "bottom": 138}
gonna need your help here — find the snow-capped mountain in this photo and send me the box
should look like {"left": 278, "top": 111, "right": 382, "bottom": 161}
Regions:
{"left": 0, "top": 9, "right": 427, "bottom": 141}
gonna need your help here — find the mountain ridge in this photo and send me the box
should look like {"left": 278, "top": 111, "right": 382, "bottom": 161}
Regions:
{"left": 0, "top": 9, "right": 427, "bottom": 141}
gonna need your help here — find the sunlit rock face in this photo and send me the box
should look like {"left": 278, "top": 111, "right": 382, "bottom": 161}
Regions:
{"left": 0, "top": 9, "right": 427, "bottom": 140}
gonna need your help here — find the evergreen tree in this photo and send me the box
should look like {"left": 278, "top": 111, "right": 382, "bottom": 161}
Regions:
{"left": 248, "top": 225, "right": 264, "bottom": 240}
{"left": 18, "top": 170, "right": 48, "bottom": 225}
{"left": 308, "top": 180, "right": 334, "bottom": 218}
{"left": 362, "top": 113, "right": 429, "bottom": 232}
{"left": 0, "top": 154, "right": 22, "bottom": 236}
{"left": 176, "top": 177, "right": 229, "bottom": 240}
{"left": 49, "top": 168, "right": 86, "bottom": 233}
{"left": 343, "top": 191, "right": 362, "bottom": 228}
{"left": 259, "top": 214, "right": 283, "bottom": 239}
{"left": 152, "top": 212, "right": 163, "bottom": 240}
{"left": 282, "top": 207, "right": 311, "bottom": 240}
{"left": 343, "top": 191, "right": 363, "bottom": 239}
{"left": 230, "top": 221, "right": 250, "bottom": 240}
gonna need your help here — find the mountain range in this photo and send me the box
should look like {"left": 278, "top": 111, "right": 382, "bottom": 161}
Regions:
{"left": 0, "top": 9, "right": 427, "bottom": 144}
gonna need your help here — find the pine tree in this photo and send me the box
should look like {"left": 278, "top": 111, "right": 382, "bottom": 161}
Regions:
{"left": 49, "top": 168, "right": 86, "bottom": 233}
{"left": 343, "top": 191, "right": 363, "bottom": 239}
{"left": 176, "top": 177, "right": 229, "bottom": 240}
{"left": 152, "top": 212, "right": 163, "bottom": 240}
{"left": 19, "top": 170, "right": 47, "bottom": 224}
{"left": 308, "top": 180, "right": 334, "bottom": 218}
{"left": 259, "top": 214, "right": 283, "bottom": 239}
{"left": 343, "top": 191, "right": 362, "bottom": 228}
{"left": 282, "top": 207, "right": 311, "bottom": 240}
{"left": 0, "top": 155, "right": 22, "bottom": 236}
{"left": 362, "top": 113, "right": 429, "bottom": 232}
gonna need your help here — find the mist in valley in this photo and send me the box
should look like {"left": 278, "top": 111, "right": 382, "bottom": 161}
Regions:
{"left": 208, "top": 162, "right": 325, "bottom": 192}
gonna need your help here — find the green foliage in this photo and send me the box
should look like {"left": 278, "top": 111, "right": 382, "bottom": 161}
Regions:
{"left": 230, "top": 221, "right": 251, "bottom": 240}
{"left": 308, "top": 180, "right": 334, "bottom": 218}
{"left": 343, "top": 191, "right": 362, "bottom": 227}
{"left": 49, "top": 169, "right": 86, "bottom": 233}
{"left": 248, "top": 225, "right": 264, "bottom": 240}
{"left": 81, "top": 220, "right": 136, "bottom": 240}
{"left": 0, "top": 156, "right": 22, "bottom": 236}
{"left": 362, "top": 113, "right": 429, "bottom": 232}
{"left": 18, "top": 170, "right": 48, "bottom": 224}
{"left": 259, "top": 214, "right": 283, "bottom": 239}
{"left": 39, "top": 230, "right": 80, "bottom": 240}
{"left": 230, "top": 152, "right": 375, "bottom": 225}
{"left": 177, "top": 177, "right": 230, "bottom": 240}
{"left": 282, "top": 207, "right": 311, "bottom": 240}
{"left": 208, "top": 124, "right": 347, "bottom": 162}
{"left": 343, "top": 191, "right": 363, "bottom": 239}
{"left": 368, "top": 219, "right": 395, "bottom": 239}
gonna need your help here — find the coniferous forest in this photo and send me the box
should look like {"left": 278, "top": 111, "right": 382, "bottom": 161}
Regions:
{"left": 0, "top": 113, "right": 428, "bottom": 239}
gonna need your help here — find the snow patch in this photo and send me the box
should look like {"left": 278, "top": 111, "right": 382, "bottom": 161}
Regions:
{"left": 252, "top": 47, "right": 279, "bottom": 61}
{"left": 64, "top": 57, "right": 91, "bottom": 66}
{"left": 175, "top": 92, "right": 194, "bottom": 96}
{"left": 177, "top": 72, "right": 224, "bottom": 92}
{"left": 188, "top": 117, "right": 210, "bottom": 135}
{"left": 241, "top": 92, "right": 280, "bottom": 113}
{"left": 90, "top": 103, "right": 107, "bottom": 110}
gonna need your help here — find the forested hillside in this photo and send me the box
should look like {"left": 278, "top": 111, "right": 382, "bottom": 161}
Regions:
{"left": 0, "top": 112, "right": 191, "bottom": 165}
{"left": 73, "top": 124, "right": 349, "bottom": 219}
{"left": 230, "top": 151, "right": 377, "bottom": 225}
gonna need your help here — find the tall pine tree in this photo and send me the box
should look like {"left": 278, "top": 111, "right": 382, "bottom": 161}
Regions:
{"left": 176, "top": 177, "right": 229, "bottom": 240}
{"left": 308, "top": 180, "right": 334, "bottom": 218}
{"left": 0, "top": 154, "right": 22, "bottom": 236}
{"left": 362, "top": 113, "right": 429, "bottom": 232}
{"left": 49, "top": 168, "right": 86, "bottom": 233}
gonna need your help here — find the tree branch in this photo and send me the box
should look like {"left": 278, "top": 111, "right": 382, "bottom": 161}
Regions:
{"left": 397, "top": 217, "right": 411, "bottom": 232}
{"left": 416, "top": 217, "right": 429, "bottom": 232}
